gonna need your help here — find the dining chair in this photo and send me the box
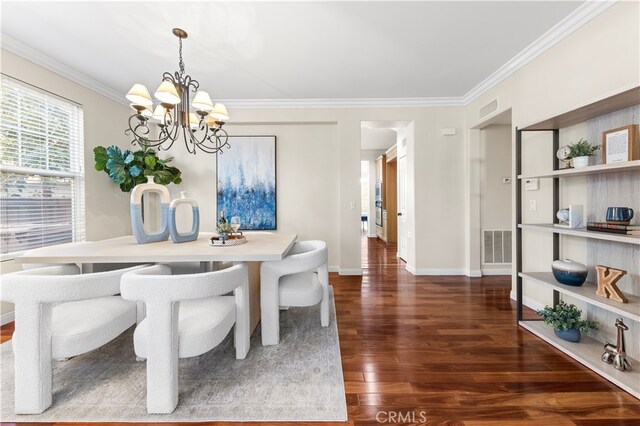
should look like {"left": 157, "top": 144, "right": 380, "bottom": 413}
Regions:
{"left": 260, "top": 240, "right": 329, "bottom": 346}
{"left": 1, "top": 264, "right": 148, "bottom": 414}
{"left": 120, "top": 262, "right": 250, "bottom": 414}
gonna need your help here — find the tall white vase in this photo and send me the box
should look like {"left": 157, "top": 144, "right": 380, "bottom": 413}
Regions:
{"left": 130, "top": 176, "right": 171, "bottom": 244}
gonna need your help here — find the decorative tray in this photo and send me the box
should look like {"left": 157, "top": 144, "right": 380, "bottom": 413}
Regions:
{"left": 209, "top": 234, "right": 247, "bottom": 247}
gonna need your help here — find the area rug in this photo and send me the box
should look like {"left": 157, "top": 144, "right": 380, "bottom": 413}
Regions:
{"left": 0, "top": 287, "right": 347, "bottom": 422}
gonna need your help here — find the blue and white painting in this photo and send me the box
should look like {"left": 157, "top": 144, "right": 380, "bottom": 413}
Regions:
{"left": 217, "top": 136, "right": 276, "bottom": 230}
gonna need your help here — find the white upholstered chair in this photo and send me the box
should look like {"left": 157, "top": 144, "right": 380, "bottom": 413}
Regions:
{"left": 260, "top": 240, "right": 329, "bottom": 346}
{"left": 120, "top": 263, "right": 250, "bottom": 414}
{"left": 1, "top": 264, "right": 148, "bottom": 414}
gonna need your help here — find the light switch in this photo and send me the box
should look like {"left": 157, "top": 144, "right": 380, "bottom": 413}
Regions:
{"left": 529, "top": 200, "right": 537, "bottom": 211}
{"left": 350, "top": 201, "right": 356, "bottom": 210}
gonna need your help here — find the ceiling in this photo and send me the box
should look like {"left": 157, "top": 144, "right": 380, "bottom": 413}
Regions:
{"left": 1, "top": 1, "right": 583, "bottom": 102}
{"left": 361, "top": 128, "right": 397, "bottom": 151}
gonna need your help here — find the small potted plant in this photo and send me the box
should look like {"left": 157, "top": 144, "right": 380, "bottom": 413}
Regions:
{"left": 537, "top": 301, "right": 598, "bottom": 342}
{"left": 567, "top": 138, "right": 599, "bottom": 168}
{"left": 216, "top": 222, "right": 235, "bottom": 241}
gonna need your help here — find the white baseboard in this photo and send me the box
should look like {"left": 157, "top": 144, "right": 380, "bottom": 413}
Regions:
{"left": 339, "top": 268, "right": 363, "bottom": 276}
{"left": 466, "top": 269, "right": 482, "bottom": 278}
{"left": 1, "top": 311, "right": 15, "bottom": 326}
{"left": 328, "top": 265, "right": 340, "bottom": 273}
{"left": 406, "top": 265, "right": 468, "bottom": 276}
{"left": 481, "top": 268, "right": 512, "bottom": 276}
{"left": 510, "top": 291, "right": 545, "bottom": 312}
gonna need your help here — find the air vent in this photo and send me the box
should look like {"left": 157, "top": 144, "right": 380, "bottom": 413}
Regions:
{"left": 483, "top": 230, "right": 512, "bottom": 264}
{"left": 479, "top": 98, "right": 499, "bottom": 120}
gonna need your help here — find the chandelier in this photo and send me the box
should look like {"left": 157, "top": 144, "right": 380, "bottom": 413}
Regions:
{"left": 125, "top": 28, "right": 230, "bottom": 155}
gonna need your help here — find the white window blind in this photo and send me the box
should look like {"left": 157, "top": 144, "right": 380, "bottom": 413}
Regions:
{"left": 0, "top": 76, "right": 85, "bottom": 256}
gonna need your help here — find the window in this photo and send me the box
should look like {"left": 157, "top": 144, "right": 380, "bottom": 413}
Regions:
{"left": 0, "top": 76, "right": 85, "bottom": 257}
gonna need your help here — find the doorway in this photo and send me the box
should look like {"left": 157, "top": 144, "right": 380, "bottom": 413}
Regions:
{"left": 478, "top": 110, "right": 513, "bottom": 275}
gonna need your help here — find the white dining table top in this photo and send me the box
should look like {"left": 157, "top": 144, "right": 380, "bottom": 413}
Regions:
{"left": 16, "top": 232, "right": 297, "bottom": 264}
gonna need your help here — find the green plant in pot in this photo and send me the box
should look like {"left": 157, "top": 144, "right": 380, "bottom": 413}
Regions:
{"left": 94, "top": 145, "right": 182, "bottom": 192}
{"left": 537, "top": 301, "right": 598, "bottom": 342}
{"left": 567, "top": 138, "right": 599, "bottom": 169}
{"left": 216, "top": 222, "right": 235, "bottom": 240}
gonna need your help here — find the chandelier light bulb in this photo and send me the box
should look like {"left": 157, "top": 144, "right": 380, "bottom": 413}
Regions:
{"left": 154, "top": 81, "right": 181, "bottom": 105}
{"left": 188, "top": 112, "right": 200, "bottom": 129}
{"left": 126, "top": 84, "right": 152, "bottom": 107}
{"left": 209, "top": 103, "right": 229, "bottom": 122}
{"left": 192, "top": 91, "right": 214, "bottom": 112}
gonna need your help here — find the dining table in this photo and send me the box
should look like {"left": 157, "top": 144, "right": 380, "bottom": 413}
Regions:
{"left": 15, "top": 232, "right": 298, "bottom": 333}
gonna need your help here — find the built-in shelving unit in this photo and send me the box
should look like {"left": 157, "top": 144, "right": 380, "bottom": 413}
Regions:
{"left": 518, "top": 160, "right": 640, "bottom": 180}
{"left": 518, "top": 223, "right": 640, "bottom": 245}
{"left": 519, "top": 272, "right": 640, "bottom": 322}
{"left": 516, "top": 86, "right": 640, "bottom": 400}
{"left": 519, "top": 321, "right": 640, "bottom": 399}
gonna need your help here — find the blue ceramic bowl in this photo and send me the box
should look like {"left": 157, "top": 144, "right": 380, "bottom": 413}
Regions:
{"left": 551, "top": 259, "right": 588, "bottom": 286}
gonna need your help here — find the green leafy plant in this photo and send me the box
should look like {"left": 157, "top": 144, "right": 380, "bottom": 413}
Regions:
{"left": 537, "top": 301, "right": 598, "bottom": 333}
{"left": 216, "top": 222, "right": 235, "bottom": 235}
{"left": 567, "top": 138, "right": 600, "bottom": 158}
{"left": 94, "top": 145, "right": 182, "bottom": 192}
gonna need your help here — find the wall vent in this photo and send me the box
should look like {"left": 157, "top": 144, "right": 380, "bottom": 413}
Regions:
{"left": 483, "top": 230, "right": 512, "bottom": 264}
{"left": 479, "top": 98, "right": 499, "bottom": 120}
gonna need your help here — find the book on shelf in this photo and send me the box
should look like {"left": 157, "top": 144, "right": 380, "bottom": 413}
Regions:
{"left": 587, "top": 226, "right": 640, "bottom": 235}
{"left": 587, "top": 222, "right": 640, "bottom": 231}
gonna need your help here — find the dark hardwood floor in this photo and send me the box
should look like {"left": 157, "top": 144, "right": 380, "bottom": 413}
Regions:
{"left": 1, "top": 237, "right": 639, "bottom": 425}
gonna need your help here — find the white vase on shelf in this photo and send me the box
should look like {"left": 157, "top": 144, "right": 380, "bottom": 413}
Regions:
{"left": 572, "top": 156, "right": 590, "bottom": 168}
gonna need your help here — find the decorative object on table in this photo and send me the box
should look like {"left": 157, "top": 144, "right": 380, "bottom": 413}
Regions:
{"left": 556, "top": 145, "right": 572, "bottom": 168}
{"left": 130, "top": 176, "right": 171, "bottom": 244}
{"left": 587, "top": 221, "right": 640, "bottom": 235}
{"left": 217, "top": 136, "right": 276, "bottom": 230}
{"left": 124, "top": 28, "right": 231, "bottom": 155}
{"left": 595, "top": 265, "right": 628, "bottom": 303}
{"left": 551, "top": 259, "right": 588, "bottom": 286}
{"left": 602, "top": 124, "right": 639, "bottom": 164}
{"left": 606, "top": 207, "right": 634, "bottom": 225}
{"left": 209, "top": 234, "right": 247, "bottom": 247}
{"left": 536, "top": 301, "right": 598, "bottom": 343}
{"left": 554, "top": 204, "right": 583, "bottom": 228}
{"left": 566, "top": 138, "right": 600, "bottom": 168}
{"left": 168, "top": 191, "right": 199, "bottom": 243}
{"left": 94, "top": 145, "right": 182, "bottom": 192}
{"left": 601, "top": 318, "right": 632, "bottom": 372}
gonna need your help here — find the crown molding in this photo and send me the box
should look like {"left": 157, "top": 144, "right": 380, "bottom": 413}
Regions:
{"left": 1, "top": 34, "right": 127, "bottom": 106}
{"left": 462, "top": 0, "right": 616, "bottom": 105}
{"left": 218, "top": 97, "right": 466, "bottom": 108}
{"left": 1, "top": 0, "right": 613, "bottom": 109}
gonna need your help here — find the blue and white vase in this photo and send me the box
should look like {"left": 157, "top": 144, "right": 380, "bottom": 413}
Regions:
{"left": 551, "top": 259, "right": 588, "bottom": 286}
{"left": 168, "top": 191, "right": 200, "bottom": 243}
{"left": 130, "top": 176, "right": 171, "bottom": 244}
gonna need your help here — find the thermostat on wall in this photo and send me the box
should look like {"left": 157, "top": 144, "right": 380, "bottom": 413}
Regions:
{"left": 524, "top": 178, "right": 539, "bottom": 191}
{"left": 441, "top": 128, "right": 457, "bottom": 136}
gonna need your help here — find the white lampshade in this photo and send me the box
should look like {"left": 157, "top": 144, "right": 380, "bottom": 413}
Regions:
{"left": 154, "top": 81, "right": 181, "bottom": 105}
{"left": 152, "top": 105, "right": 166, "bottom": 122}
{"left": 209, "top": 103, "right": 229, "bottom": 121}
{"left": 140, "top": 106, "right": 153, "bottom": 117}
{"left": 192, "top": 91, "right": 213, "bottom": 112}
{"left": 126, "top": 84, "right": 152, "bottom": 107}
{"left": 189, "top": 112, "right": 200, "bottom": 129}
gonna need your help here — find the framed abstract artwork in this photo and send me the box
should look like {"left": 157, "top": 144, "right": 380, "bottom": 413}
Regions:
{"left": 216, "top": 136, "right": 277, "bottom": 230}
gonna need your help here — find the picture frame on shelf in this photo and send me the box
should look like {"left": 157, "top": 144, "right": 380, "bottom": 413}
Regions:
{"left": 602, "top": 124, "right": 639, "bottom": 164}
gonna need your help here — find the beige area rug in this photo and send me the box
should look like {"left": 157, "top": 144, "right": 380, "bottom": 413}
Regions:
{"left": 1, "top": 287, "right": 347, "bottom": 422}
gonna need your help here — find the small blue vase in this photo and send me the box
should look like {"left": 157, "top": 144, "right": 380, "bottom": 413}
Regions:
{"left": 554, "top": 328, "right": 581, "bottom": 342}
{"left": 551, "top": 259, "right": 588, "bottom": 286}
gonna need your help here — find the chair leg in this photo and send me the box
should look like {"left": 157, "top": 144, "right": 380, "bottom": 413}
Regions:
{"left": 260, "top": 269, "right": 280, "bottom": 346}
{"left": 13, "top": 303, "right": 53, "bottom": 414}
{"left": 234, "top": 272, "right": 250, "bottom": 359}
{"left": 136, "top": 301, "right": 147, "bottom": 362}
{"left": 144, "top": 302, "right": 179, "bottom": 414}
{"left": 320, "top": 286, "right": 330, "bottom": 327}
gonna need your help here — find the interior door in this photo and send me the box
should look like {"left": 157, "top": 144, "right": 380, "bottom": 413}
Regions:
{"left": 397, "top": 156, "right": 408, "bottom": 260}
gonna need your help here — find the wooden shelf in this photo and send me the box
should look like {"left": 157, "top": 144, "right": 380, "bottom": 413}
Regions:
{"left": 520, "top": 86, "right": 640, "bottom": 131}
{"left": 519, "top": 320, "right": 640, "bottom": 399}
{"left": 519, "top": 272, "right": 640, "bottom": 322}
{"left": 518, "top": 160, "right": 640, "bottom": 179}
{"left": 518, "top": 223, "right": 640, "bottom": 245}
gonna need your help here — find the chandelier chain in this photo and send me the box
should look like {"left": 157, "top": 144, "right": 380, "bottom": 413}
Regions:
{"left": 178, "top": 38, "right": 185, "bottom": 77}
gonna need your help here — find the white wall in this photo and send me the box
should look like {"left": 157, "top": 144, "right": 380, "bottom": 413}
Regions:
{"left": 361, "top": 150, "right": 385, "bottom": 237}
{"left": 0, "top": 49, "right": 133, "bottom": 318}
